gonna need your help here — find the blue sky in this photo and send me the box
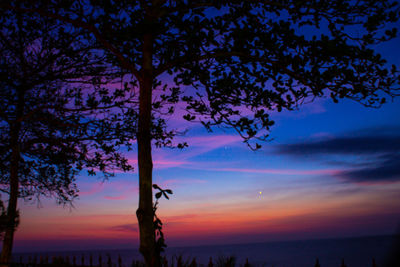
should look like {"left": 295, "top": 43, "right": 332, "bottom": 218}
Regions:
{"left": 8, "top": 12, "right": 400, "bottom": 253}
{"left": 13, "top": 90, "right": 400, "bottom": 252}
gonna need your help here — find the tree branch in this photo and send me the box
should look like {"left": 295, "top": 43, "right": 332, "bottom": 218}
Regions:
{"left": 1, "top": 4, "right": 142, "bottom": 82}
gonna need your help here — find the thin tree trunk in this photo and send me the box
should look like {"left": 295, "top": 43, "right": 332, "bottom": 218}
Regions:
{"left": 1, "top": 13, "right": 26, "bottom": 264}
{"left": 0, "top": 93, "right": 23, "bottom": 266}
{"left": 0, "top": 144, "right": 20, "bottom": 266}
{"left": 136, "top": 18, "right": 157, "bottom": 266}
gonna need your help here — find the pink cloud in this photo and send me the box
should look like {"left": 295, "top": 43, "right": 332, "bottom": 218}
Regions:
{"left": 78, "top": 180, "right": 138, "bottom": 199}
{"left": 108, "top": 223, "right": 138, "bottom": 232}
{"left": 124, "top": 134, "right": 243, "bottom": 170}
{"left": 183, "top": 166, "right": 341, "bottom": 176}
{"left": 169, "top": 134, "right": 243, "bottom": 160}
{"left": 272, "top": 98, "right": 327, "bottom": 119}
{"left": 128, "top": 158, "right": 189, "bottom": 169}
{"left": 154, "top": 160, "right": 189, "bottom": 168}
{"left": 183, "top": 134, "right": 242, "bottom": 147}
{"left": 164, "top": 96, "right": 327, "bottom": 134}
{"left": 164, "top": 214, "right": 198, "bottom": 221}
{"left": 78, "top": 182, "right": 105, "bottom": 197}
{"left": 104, "top": 195, "right": 127, "bottom": 200}
{"left": 101, "top": 181, "right": 139, "bottom": 200}
{"left": 155, "top": 178, "right": 207, "bottom": 188}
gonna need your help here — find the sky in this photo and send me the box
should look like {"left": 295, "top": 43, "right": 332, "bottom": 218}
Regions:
{"left": 7, "top": 22, "right": 400, "bottom": 254}
{"left": 13, "top": 94, "right": 400, "bottom": 252}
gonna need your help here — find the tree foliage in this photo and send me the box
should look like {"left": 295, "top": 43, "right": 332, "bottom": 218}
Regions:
{"left": 2, "top": 1, "right": 400, "bottom": 266}
{"left": 40, "top": 0, "right": 399, "bottom": 147}
{"left": 0, "top": 5, "right": 135, "bottom": 204}
{"left": 0, "top": 3, "right": 137, "bottom": 262}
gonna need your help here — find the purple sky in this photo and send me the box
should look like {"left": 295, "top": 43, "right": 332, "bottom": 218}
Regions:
{"left": 6, "top": 23, "right": 400, "bottom": 253}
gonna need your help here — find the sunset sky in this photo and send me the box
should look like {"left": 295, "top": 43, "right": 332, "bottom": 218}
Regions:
{"left": 11, "top": 32, "right": 400, "bottom": 253}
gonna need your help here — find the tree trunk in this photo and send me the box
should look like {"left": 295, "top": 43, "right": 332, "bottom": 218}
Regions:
{"left": 136, "top": 18, "right": 157, "bottom": 266}
{"left": 0, "top": 144, "right": 20, "bottom": 266}
{"left": 1, "top": 13, "right": 26, "bottom": 266}
{"left": 0, "top": 93, "right": 23, "bottom": 266}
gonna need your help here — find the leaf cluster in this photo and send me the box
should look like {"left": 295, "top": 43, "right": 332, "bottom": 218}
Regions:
{"left": 152, "top": 184, "right": 173, "bottom": 255}
{"left": 2, "top": 0, "right": 399, "bottom": 203}
{"left": 35, "top": 0, "right": 400, "bottom": 149}
{"left": 0, "top": 3, "right": 137, "bottom": 204}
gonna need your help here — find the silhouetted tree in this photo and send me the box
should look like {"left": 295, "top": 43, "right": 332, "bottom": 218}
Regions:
{"left": 315, "top": 258, "right": 321, "bottom": 267}
{"left": 0, "top": 3, "right": 135, "bottom": 263}
{"left": 384, "top": 226, "right": 400, "bottom": 267}
{"left": 0, "top": 198, "right": 18, "bottom": 241}
{"left": 4, "top": 1, "right": 400, "bottom": 266}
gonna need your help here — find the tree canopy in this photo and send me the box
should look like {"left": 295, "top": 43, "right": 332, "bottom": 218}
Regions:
{"left": 0, "top": 4, "right": 136, "bottom": 262}
{"left": 39, "top": 0, "right": 399, "bottom": 147}
{"left": 1, "top": 1, "right": 399, "bottom": 266}
{"left": 0, "top": 3, "right": 135, "bottom": 203}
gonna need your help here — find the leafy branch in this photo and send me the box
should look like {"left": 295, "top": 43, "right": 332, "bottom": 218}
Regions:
{"left": 152, "top": 184, "right": 173, "bottom": 257}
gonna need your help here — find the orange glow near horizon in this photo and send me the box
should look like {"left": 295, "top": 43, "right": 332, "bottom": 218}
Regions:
{"left": 14, "top": 180, "right": 400, "bottom": 249}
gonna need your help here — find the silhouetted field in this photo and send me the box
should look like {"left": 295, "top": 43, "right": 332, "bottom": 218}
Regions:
{"left": 9, "top": 235, "right": 399, "bottom": 267}
{"left": 0, "top": 255, "right": 387, "bottom": 267}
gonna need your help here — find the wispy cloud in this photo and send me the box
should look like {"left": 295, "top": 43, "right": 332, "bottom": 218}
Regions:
{"left": 128, "top": 159, "right": 189, "bottom": 169}
{"left": 338, "top": 154, "right": 400, "bottom": 184}
{"left": 170, "top": 134, "right": 243, "bottom": 157}
{"left": 125, "top": 134, "right": 243, "bottom": 170}
{"left": 274, "top": 127, "right": 400, "bottom": 183}
{"left": 108, "top": 224, "right": 138, "bottom": 232}
{"left": 78, "top": 182, "right": 105, "bottom": 197}
{"left": 276, "top": 135, "right": 400, "bottom": 155}
{"left": 104, "top": 195, "right": 128, "bottom": 200}
{"left": 156, "top": 178, "right": 207, "bottom": 188}
{"left": 77, "top": 180, "right": 138, "bottom": 199}
{"left": 184, "top": 166, "right": 340, "bottom": 176}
